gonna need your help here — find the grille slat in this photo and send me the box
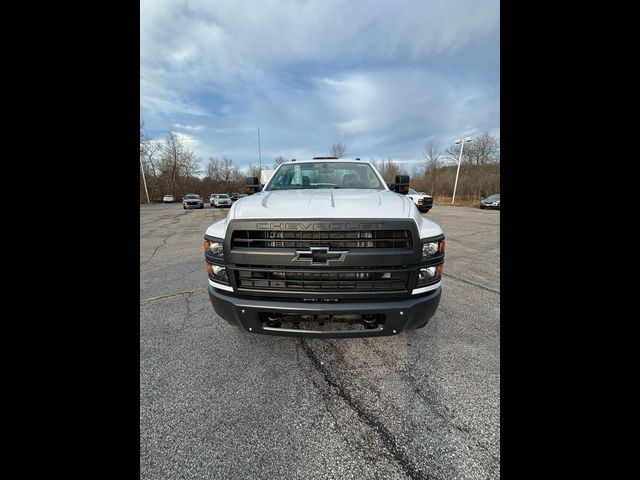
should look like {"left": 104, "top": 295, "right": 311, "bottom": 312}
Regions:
{"left": 234, "top": 266, "right": 409, "bottom": 292}
{"left": 232, "top": 229, "right": 412, "bottom": 249}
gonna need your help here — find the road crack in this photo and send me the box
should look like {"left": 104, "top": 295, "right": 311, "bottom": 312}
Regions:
{"left": 140, "top": 287, "right": 207, "bottom": 305}
{"left": 364, "top": 340, "right": 501, "bottom": 466}
{"left": 141, "top": 233, "right": 174, "bottom": 266}
{"left": 299, "top": 339, "right": 436, "bottom": 480}
{"left": 443, "top": 273, "right": 499, "bottom": 294}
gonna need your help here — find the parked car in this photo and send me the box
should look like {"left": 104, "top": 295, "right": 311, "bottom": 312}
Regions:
{"left": 480, "top": 193, "right": 500, "bottom": 209}
{"left": 183, "top": 194, "right": 204, "bottom": 209}
{"left": 210, "top": 194, "right": 232, "bottom": 208}
{"left": 230, "top": 193, "right": 248, "bottom": 202}
{"left": 163, "top": 194, "right": 175, "bottom": 203}
{"left": 406, "top": 189, "right": 433, "bottom": 213}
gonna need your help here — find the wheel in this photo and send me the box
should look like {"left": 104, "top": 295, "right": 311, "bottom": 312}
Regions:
{"left": 183, "top": 205, "right": 186, "bottom": 209}
{"left": 415, "top": 320, "right": 429, "bottom": 329}
{"left": 423, "top": 208, "right": 430, "bottom": 213}
{"left": 199, "top": 204, "right": 204, "bottom": 209}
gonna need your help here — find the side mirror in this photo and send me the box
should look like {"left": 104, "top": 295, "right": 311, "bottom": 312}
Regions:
{"left": 244, "top": 177, "right": 262, "bottom": 195}
{"left": 391, "top": 175, "right": 410, "bottom": 194}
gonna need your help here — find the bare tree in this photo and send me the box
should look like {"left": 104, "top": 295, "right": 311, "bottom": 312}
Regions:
{"left": 273, "top": 156, "right": 287, "bottom": 168}
{"left": 247, "top": 164, "right": 262, "bottom": 179}
{"left": 330, "top": 142, "right": 347, "bottom": 158}
{"left": 180, "top": 150, "right": 200, "bottom": 178}
{"left": 140, "top": 122, "right": 166, "bottom": 200}
{"left": 162, "top": 130, "right": 200, "bottom": 196}
{"left": 207, "top": 157, "right": 220, "bottom": 180}
{"left": 445, "top": 131, "right": 500, "bottom": 166}
{"left": 140, "top": 121, "right": 146, "bottom": 154}
{"left": 220, "top": 157, "right": 235, "bottom": 183}
{"left": 423, "top": 140, "right": 442, "bottom": 195}
{"left": 372, "top": 158, "right": 401, "bottom": 184}
{"left": 163, "top": 131, "right": 182, "bottom": 196}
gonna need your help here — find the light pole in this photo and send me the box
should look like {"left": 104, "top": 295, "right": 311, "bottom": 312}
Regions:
{"left": 452, "top": 137, "right": 473, "bottom": 205}
{"left": 257, "top": 126, "right": 262, "bottom": 172}
{"left": 140, "top": 153, "right": 150, "bottom": 203}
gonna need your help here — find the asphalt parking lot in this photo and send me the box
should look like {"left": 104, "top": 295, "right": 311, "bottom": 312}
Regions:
{"left": 140, "top": 202, "right": 500, "bottom": 480}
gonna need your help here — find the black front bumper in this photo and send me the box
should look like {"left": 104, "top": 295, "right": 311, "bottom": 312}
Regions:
{"left": 417, "top": 198, "right": 433, "bottom": 212}
{"left": 208, "top": 285, "right": 442, "bottom": 338}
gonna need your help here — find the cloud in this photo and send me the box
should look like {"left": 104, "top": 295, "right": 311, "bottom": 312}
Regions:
{"left": 174, "top": 124, "right": 205, "bottom": 131}
{"left": 140, "top": 0, "right": 499, "bottom": 170}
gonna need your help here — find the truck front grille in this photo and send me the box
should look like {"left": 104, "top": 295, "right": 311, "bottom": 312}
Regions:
{"left": 234, "top": 266, "right": 409, "bottom": 292}
{"left": 420, "top": 197, "right": 433, "bottom": 206}
{"left": 231, "top": 229, "right": 412, "bottom": 249}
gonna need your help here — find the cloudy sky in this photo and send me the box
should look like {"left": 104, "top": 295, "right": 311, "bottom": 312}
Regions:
{"left": 140, "top": 0, "right": 499, "bottom": 172}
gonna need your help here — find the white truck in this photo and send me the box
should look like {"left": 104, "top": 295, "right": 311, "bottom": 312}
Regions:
{"left": 203, "top": 157, "right": 445, "bottom": 337}
{"left": 406, "top": 189, "right": 433, "bottom": 213}
{"left": 259, "top": 169, "right": 275, "bottom": 186}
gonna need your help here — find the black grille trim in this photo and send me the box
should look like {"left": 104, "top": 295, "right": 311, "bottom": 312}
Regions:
{"left": 231, "top": 229, "right": 412, "bottom": 249}
{"left": 233, "top": 265, "right": 410, "bottom": 293}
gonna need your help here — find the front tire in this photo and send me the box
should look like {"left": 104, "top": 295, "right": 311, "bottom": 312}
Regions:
{"left": 183, "top": 205, "right": 186, "bottom": 209}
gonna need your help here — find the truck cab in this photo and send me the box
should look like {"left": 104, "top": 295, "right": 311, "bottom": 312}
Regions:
{"left": 203, "top": 158, "right": 445, "bottom": 337}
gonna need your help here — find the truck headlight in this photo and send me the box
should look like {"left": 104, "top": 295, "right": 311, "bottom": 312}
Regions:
{"left": 420, "top": 267, "right": 436, "bottom": 279}
{"left": 416, "top": 264, "right": 444, "bottom": 286}
{"left": 203, "top": 240, "right": 224, "bottom": 258}
{"left": 422, "top": 242, "right": 438, "bottom": 256}
{"left": 421, "top": 239, "right": 445, "bottom": 259}
{"left": 207, "top": 263, "right": 229, "bottom": 283}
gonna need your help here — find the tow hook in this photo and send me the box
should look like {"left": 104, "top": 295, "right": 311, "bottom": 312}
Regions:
{"left": 363, "top": 314, "right": 378, "bottom": 329}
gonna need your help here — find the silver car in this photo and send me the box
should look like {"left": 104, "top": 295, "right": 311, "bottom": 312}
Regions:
{"left": 183, "top": 194, "right": 204, "bottom": 209}
{"left": 210, "top": 194, "right": 232, "bottom": 208}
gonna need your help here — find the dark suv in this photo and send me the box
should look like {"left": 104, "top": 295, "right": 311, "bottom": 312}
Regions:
{"left": 480, "top": 193, "right": 500, "bottom": 209}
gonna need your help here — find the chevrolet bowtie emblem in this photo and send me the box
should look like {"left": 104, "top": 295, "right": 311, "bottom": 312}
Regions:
{"left": 292, "top": 246, "right": 349, "bottom": 265}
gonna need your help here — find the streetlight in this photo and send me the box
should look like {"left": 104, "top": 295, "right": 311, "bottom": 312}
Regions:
{"left": 140, "top": 153, "right": 150, "bottom": 203}
{"left": 451, "top": 137, "right": 473, "bottom": 205}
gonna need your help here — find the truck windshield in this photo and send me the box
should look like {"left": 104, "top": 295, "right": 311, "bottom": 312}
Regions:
{"left": 266, "top": 162, "right": 384, "bottom": 190}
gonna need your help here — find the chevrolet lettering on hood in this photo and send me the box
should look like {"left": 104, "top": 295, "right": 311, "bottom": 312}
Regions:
{"left": 256, "top": 222, "right": 383, "bottom": 230}
{"left": 203, "top": 158, "right": 445, "bottom": 338}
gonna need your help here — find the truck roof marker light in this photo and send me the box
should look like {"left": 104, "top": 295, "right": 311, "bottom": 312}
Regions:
{"left": 439, "top": 241, "right": 445, "bottom": 253}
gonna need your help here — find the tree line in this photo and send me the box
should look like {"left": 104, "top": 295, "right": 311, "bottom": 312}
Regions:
{"left": 140, "top": 125, "right": 499, "bottom": 202}
{"left": 140, "top": 123, "right": 262, "bottom": 202}
{"left": 332, "top": 135, "right": 500, "bottom": 200}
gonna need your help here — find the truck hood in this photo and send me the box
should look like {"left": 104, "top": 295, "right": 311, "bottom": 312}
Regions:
{"left": 232, "top": 189, "right": 413, "bottom": 219}
{"left": 208, "top": 189, "right": 443, "bottom": 239}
